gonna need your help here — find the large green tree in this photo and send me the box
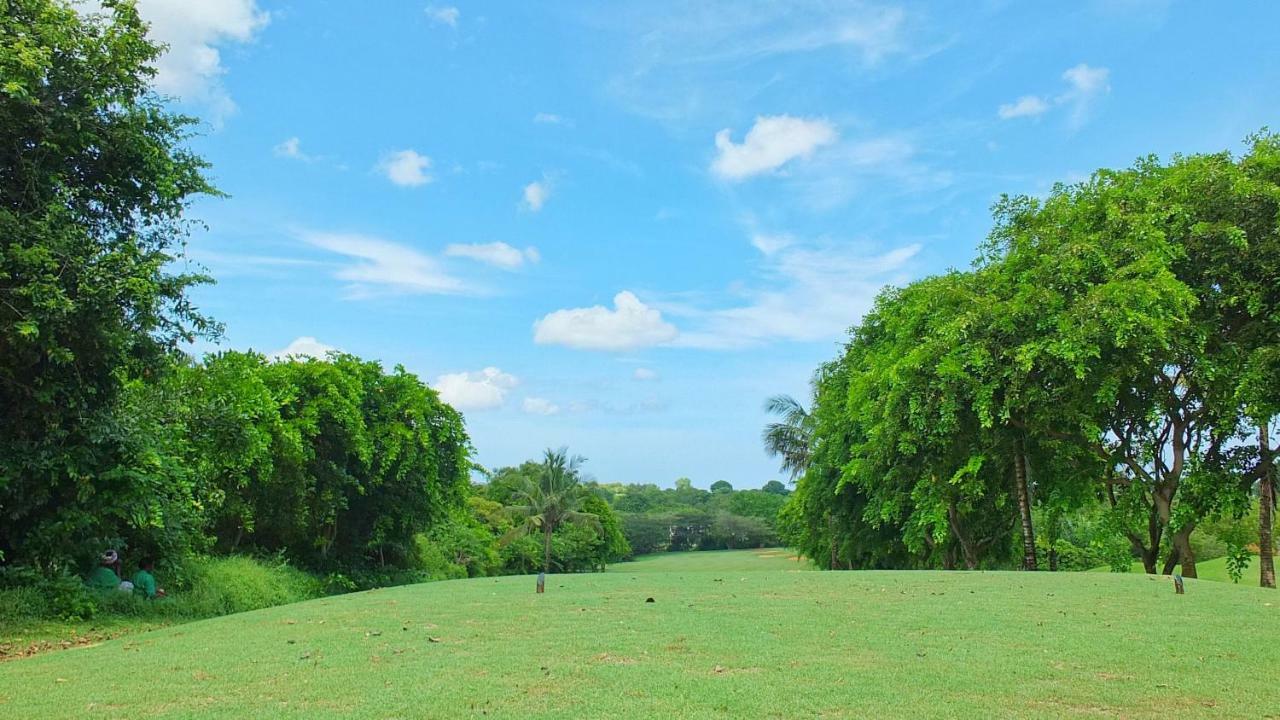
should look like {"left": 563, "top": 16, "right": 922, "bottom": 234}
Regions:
{"left": 0, "top": 0, "right": 217, "bottom": 567}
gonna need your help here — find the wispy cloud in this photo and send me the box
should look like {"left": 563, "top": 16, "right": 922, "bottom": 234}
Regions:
{"left": 663, "top": 231, "right": 922, "bottom": 349}
{"left": 425, "top": 5, "right": 460, "bottom": 27}
{"left": 445, "top": 242, "right": 540, "bottom": 270}
{"left": 597, "top": 2, "right": 917, "bottom": 123}
{"left": 273, "top": 136, "right": 316, "bottom": 161}
{"left": 997, "top": 96, "right": 1050, "bottom": 120}
{"left": 997, "top": 63, "right": 1111, "bottom": 128}
{"left": 522, "top": 397, "right": 561, "bottom": 415}
{"left": 299, "top": 230, "right": 467, "bottom": 297}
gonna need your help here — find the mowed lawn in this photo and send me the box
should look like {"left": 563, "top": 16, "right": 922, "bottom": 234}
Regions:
{"left": 1, "top": 550, "right": 1278, "bottom": 719}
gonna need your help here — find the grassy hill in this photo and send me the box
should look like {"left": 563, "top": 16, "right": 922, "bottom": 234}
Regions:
{"left": 1, "top": 550, "right": 1277, "bottom": 719}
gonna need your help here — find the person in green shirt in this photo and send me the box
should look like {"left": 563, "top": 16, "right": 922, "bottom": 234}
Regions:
{"left": 131, "top": 556, "right": 165, "bottom": 599}
{"left": 86, "top": 549, "right": 123, "bottom": 591}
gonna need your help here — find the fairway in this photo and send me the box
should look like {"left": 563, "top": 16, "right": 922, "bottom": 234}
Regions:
{"left": 2, "top": 551, "right": 1278, "bottom": 719}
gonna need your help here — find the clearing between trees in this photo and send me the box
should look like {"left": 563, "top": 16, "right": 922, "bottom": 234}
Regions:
{"left": 1, "top": 550, "right": 1276, "bottom": 719}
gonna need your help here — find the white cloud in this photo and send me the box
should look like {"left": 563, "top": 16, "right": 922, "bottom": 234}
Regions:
{"left": 711, "top": 115, "right": 838, "bottom": 181}
{"left": 115, "top": 0, "right": 269, "bottom": 121}
{"left": 534, "top": 291, "right": 679, "bottom": 351}
{"left": 1059, "top": 63, "right": 1111, "bottom": 127}
{"left": 300, "top": 230, "right": 466, "bottom": 296}
{"left": 269, "top": 336, "right": 336, "bottom": 361}
{"left": 434, "top": 367, "right": 518, "bottom": 410}
{"left": 533, "top": 112, "right": 563, "bottom": 124}
{"left": 522, "top": 397, "right": 561, "bottom": 415}
{"left": 379, "top": 149, "right": 433, "bottom": 187}
{"left": 666, "top": 234, "right": 921, "bottom": 349}
{"left": 273, "top": 136, "right": 315, "bottom": 161}
{"left": 425, "top": 5, "right": 460, "bottom": 27}
{"left": 444, "top": 242, "right": 540, "bottom": 270}
{"left": 997, "top": 95, "right": 1050, "bottom": 120}
{"left": 999, "top": 64, "right": 1110, "bottom": 127}
{"left": 751, "top": 233, "right": 795, "bottom": 255}
{"left": 633, "top": 367, "right": 658, "bottom": 381}
{"left": 522, "top": 179, "right": 552, "bottom": 211}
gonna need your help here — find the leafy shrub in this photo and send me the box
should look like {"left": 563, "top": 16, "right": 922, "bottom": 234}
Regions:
{"left": 171, "top": 556, "right": 322, "bottom": 617}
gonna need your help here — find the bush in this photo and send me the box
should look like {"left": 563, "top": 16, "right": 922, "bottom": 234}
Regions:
{"left": 170, "top": 556, "right": 322, "bottom": 617}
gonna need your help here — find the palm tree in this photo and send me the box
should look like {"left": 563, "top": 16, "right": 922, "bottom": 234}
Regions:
{"left": 504, "top": 448, "right": 600, "bottom": 573}
{"left": 761, "top": 394, "right": 813, "bottom": 480}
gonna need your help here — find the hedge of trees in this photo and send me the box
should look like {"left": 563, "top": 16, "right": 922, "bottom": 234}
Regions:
{"left": 0, "top": 2, "right": 633, "bottom": 586}
{"left": 773, "top": 135, "right": 1279, "bottom": 587}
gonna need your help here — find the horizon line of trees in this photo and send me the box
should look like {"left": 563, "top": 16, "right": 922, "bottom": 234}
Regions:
{"left": 767, "top": 133, "right": 1278, "bottom": 587}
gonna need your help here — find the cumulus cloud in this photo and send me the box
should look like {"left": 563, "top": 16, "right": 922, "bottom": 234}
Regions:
{"left": 379, "top": 149, "right": 433, "bottom": 187}
{"left": 444, "top": 242, "right": 540, "bottom": 270}
{"left": 106, "top": 0, "right": 270, "bottom": 121}
{"left": 425, "top": 5, "right": 460, "bottom": 27}
{"left": 433, "top": 367, "right": 518, "bottom": 410}
{"left": 997, "top": 95, "right": 1049, "bottom": 120}
{"left": 633, "top": 367, "right": 658, "bottom": 381}
{"left": 533, "top": 291, "right": 678, "bottom": 351}
{"left": 711, "top": 115, "right": 838, "bottom": 181}
{"left": 998, "top": 64, "right": 1110, "bottom": 127}
{"left": 522, "top": 179, "right": 552, "bottom": 211}
{"left": 522, "top": 397, "right": 561, "bottom": 415}
{"left": 269, "top": 336, "right": 336, "bottom": 361}
{"left": 300, "top": 230, "right": 466, "bottom": 296}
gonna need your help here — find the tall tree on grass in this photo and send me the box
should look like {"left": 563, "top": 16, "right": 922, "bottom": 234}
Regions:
{"left": 505, "top": 448, "right": 601, "bottom": 573}
{"left": 0, "top": 0, "right": 218, "bottom": 567}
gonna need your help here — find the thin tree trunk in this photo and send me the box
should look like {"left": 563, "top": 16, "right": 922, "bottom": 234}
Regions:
{"left": 1046, "top": 509, "right": 1060, "bottom": 572}
{"left": 1014, "top": 440, "right": 1037, "bottom": 571}
{"left": 947, "top": 502, "right": 979, "bottom": 570}
{"left": 1260, "top": 425, "right": 1276, "bottom": 589}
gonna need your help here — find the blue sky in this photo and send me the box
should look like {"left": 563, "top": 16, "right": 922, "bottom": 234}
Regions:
{"left": 130, "top": 1, "right": 1279, "bottom": 488}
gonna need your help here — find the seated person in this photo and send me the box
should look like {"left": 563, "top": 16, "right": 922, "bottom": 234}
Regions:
{"left": 86, "top": 549, "right": 123, "bottom": 591}
{"left": 131, "top": 556, "right": 166, "bottom": 599}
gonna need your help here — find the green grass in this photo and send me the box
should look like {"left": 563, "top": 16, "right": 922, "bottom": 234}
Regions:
{"left": 2, "top": 550, "right": 1278, "bottom": 719}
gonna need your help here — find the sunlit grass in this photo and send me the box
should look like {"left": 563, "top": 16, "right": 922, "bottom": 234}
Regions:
{"left": 2, "top": 550, "right": 1277, "bottom": 718}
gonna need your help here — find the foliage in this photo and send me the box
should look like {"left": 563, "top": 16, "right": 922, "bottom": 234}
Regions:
{"left": 776, "top": 133, "right": 1280, "bottom": 582}
{"left": 0, "top": 0, "right": 219, "bottom": 571}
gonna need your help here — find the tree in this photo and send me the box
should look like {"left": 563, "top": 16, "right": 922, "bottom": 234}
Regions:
{"left": 761, "top": 480, "right": 789, "bottom": 495}
{"left": 504, "top": 448, "right": 601, "bottom": 573}
{"left": 762, "top": 395, "right": 813, "bottom": 480}
{"left": 710, "top": 480, "right": 733, "bottom": 494}
{"left": 0, "top": 0, "right": 218, "bottom": 568}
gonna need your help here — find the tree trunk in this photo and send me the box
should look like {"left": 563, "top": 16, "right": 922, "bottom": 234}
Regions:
{"left": 543, "top": 526, "right": 553, "bottom": 574}
{"left": 1014, "top": 441, "right": 1037, "bottom": 571}
{"left": 1260, "top": 425, "right": 1276, "bottom": 589}
{"left": 947, "top": 502, "right": 979, "bottom": 570}
{"left": 1168, "top": 525, "right": 1197, "bottom": 578}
